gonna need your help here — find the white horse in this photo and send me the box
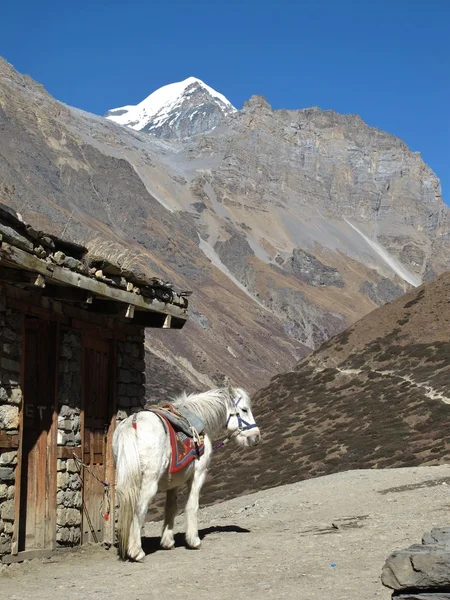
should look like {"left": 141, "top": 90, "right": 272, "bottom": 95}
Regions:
{"left": 112, "top": 386, "right": 260, "bottom": 561}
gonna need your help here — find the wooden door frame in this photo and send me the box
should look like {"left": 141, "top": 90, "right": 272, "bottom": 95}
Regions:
{"left": 11, "top": 317, "right": 60, "bottom": 557}
{"left": 80, "top": 331, "right": 117, "bottom": 546}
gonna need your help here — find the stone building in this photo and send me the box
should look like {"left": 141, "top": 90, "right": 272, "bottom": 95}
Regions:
{"left": 0, "top": 204, "right": 189, "bottom": 562}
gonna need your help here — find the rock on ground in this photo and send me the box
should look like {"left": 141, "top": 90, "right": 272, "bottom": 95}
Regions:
{"left": 1, "top": 466, "right": 450, "bottom": 600}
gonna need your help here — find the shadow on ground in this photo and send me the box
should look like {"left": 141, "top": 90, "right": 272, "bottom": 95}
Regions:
{"left": 141, "top": 525, "right": 251, "bottom": 555}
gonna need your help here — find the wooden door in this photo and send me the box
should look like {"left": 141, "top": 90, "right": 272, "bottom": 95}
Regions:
{"left": 18, "top": 317, "right": 58, "bottom": 553}
{"left": 81, "top": 335, "right": 113, "bottom": 544}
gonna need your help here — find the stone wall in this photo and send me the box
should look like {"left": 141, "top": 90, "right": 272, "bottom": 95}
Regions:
{"left": 0, "top": 318, "right": 147, "bottom": 555}
{"left": 0, "top": 297, "right": 22, "bottom": 556}
{"left": 116, "top": 331, "right": 146, "bottom": 419}
{"left": 56, "top": 329, "right": 82, "bottom": 546}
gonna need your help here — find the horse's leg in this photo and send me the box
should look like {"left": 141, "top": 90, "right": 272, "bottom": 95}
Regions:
{"left": 160, "top": 487, "right": 178, "bottom": 550}
{"left": 184, "top": 470, "right": 206, "bottom": 549}
{"left": 128, "top": 478, "right": 158, "bottom": 562}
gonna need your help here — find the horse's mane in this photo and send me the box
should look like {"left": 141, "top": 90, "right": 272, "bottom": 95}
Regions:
{"left": 171, "top": 388, "right": 234, "bottom": 434}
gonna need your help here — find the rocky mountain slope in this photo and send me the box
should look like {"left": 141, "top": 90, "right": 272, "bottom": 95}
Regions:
{"left": 1, "top": 57, "right": 449, "bottom": 394}
{"left": 204, "top": 272, "right": 450, "bottom": 504}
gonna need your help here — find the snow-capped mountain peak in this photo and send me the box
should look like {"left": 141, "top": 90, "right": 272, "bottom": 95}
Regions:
{"left": 105, "top": 77, "right": 236, "bottom": 139}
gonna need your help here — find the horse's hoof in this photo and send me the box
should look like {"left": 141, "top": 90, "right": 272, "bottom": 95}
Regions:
{"left": 186, "top": 537, "right": 201, "bottom": 549}
{"left": 160, "top": 540, "right": 175, "bottom": 550}
{"left": 134, "top": 549, "right": 146, "bottom": 562}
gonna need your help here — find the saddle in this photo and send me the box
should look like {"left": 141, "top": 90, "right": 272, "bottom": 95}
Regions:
{"left": 144, "top": 402, "right": 206, "bottom": 474}
{"left": 147, "top": 401, "right": 205, "bottom": 440}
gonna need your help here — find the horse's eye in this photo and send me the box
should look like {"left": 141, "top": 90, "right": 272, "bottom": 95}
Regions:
{"left": 241, "top": 408, "right": 249, "bottom": 414}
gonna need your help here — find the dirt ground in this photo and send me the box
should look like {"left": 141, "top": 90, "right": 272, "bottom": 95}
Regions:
{"left": 2, "top": 465, "right": 450, "bottom": 600}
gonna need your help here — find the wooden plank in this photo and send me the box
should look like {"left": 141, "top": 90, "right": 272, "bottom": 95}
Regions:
{"left": 1, "top": 549, "right": 55, "bottom": 564}
{"left": 56, "top": 446, "right": 82, "bottom": 459}
{"left": 46, "top": 321, "right": 59, "bottom": 551}
{"left": 0, "top": 243, "right": 188, "bottom": 321}
{"left": 5, "top": 294, "right": 69, "bottom": 325}
{"left": 104, "top": 339, "right": 117, "bottom": 546}
{"left": 0, "top": 432, "right": 19, "bottom": 449}
{"left": 0, "top": 267, "right": 45, "bottom": 287}
{"left": 4, "top": 287, "right": 139, "bottom": 337}
{"left": 41, "top": 286, "right": 93, "bottom": 303}
{"left": 11, "top": 315, "right": 26, "bottom": 555}
{"left": 16, "top": 318, "right": 58, "bottom": 553}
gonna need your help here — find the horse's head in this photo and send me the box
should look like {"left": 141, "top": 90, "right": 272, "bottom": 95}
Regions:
{"left": 225, "top": 386, "right": 260, "bottom": 447}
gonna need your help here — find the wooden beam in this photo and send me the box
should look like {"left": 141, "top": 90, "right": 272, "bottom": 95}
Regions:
{"left": 57, "top": 446, "right": 82, "bottom": 459}
{"left": 2, "top": 549, "right": 55, "bottom": 564}
{"left": 0, "top": 243, "right": 188, "bottom": 322}
{"left": 0, "top": 267, "right": 45, "bottom": 287}
{"left": 0, "top": 431, "right": 19, "bottom": 449}
{"left": 41, "top": 285, "right": 93, "bottom": 304}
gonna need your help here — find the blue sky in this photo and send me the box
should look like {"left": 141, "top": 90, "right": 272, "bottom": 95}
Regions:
{"left": 2, "top": 0, "right": 449, "bottom": 201}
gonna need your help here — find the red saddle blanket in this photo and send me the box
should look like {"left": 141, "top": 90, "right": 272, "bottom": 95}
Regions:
{"left": 157, "top": 413, "right": 205, "bottom": 474}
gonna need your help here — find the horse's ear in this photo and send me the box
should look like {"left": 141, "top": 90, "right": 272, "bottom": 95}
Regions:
{"left": 227, "top": 383, "right": 234, "bottom": 396}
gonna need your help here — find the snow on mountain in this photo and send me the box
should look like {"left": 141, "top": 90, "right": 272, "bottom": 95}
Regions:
{"left": 105, "top": 77, "right": 236, "bottom": 139}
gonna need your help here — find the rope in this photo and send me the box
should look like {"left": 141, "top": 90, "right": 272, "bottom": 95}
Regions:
{"left": 73, "top": 453, "right": 113, "bottom": 521}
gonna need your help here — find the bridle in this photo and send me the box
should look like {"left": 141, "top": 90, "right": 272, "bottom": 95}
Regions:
{"left": 214, "top": 395, "right": 258, "bottom": 451}
{"left": 226, "top": 396, "right": 258, "bottom": 433}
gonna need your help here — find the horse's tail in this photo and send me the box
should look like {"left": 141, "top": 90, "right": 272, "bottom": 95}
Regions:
{"left": 114, "top": 419, "right": 141, "bottom": 559}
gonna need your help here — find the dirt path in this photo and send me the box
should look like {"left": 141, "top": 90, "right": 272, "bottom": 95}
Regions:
{"left": 2, "top": 465, "right": 450, "bottom": 600}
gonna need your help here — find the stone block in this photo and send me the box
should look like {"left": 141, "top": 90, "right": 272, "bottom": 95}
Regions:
{"left": 0, "top": 534, "right": 11, "bottom": 555}
{"left": 0, "top": 467, "right": 15, "bottom": 482}
{"left": 0, "top": 499, "right": 15, "bottom": 521}
{"left": 57, "top": 507, "right": 81, "bottom": 527}
{"left": 118, "top": 395, "right": 131, "bottom": 408}
{"left": 57, "top": 459, "right": 67, "bottom": 472}
{"left": 7, "top": 486, "right": 14, "bottom": 500}
{"left": 66, "top": 459, "right": 78, "bottom": 474}
{"left": 0, "top": 372, "right": 19, "bottom": 386}
{"left": 0, "top": 405, "right": 19, "bottom": 429}
{"left": 68, "top": 361, "right": 80, "bottom": 374}
{"left": 60, "top": 404, "right": 80, "bottom": 417}
{"left": 0, "top": 484, "right": 7, "bottom": 500}
{"left": 0, "top": 451, "right": 17, "bottom": 467}
{"left": 2, "top": 328, "right": 19, "bottom": 342}
{"left": 56, "top": 526, "right": 70, "bottom": 543}
{"left": 8, "top": 387, "right": 22, "bottom": 405}
{"left": 3, "top": 521, "right": 13, "bottom": 534}
{"left": 118, "top": 369, "right": 132, "bottom": 383}
{"left": 57, "top": 471, "right": 70, "bottom": 489}
{"left": 58, "top": 431, "right": 75, "bottom": 445}
{"left": 0, "top": 358, "right": 20, "bottom": 373}
{"left": 69, "top": 473, "right": 81, "bottom": 490}
{"left": 60, "top": 345, "right": 72, "bottom": 359}
{"left": 70, "top": 527, "right": 81, "bottom": 544}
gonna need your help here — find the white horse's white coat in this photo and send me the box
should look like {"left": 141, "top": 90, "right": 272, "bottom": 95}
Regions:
{"left": 112, "top": 387, "right": 260, "bottom": 561}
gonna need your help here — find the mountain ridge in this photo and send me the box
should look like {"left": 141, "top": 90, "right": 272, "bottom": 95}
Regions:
{"left": 0, "top": 56, "right": 449, "bottom": 395}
